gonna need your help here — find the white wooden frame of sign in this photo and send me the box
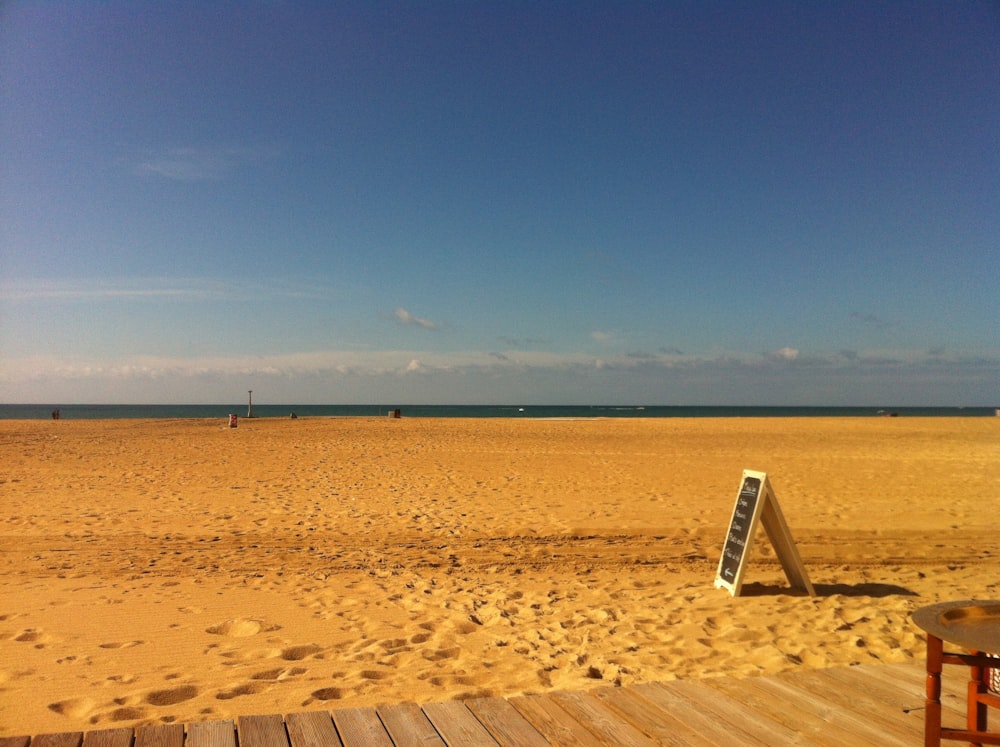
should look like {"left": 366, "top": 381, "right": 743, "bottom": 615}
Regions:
{"left": 715, "top": 470, "right": 816, "bottom": 597}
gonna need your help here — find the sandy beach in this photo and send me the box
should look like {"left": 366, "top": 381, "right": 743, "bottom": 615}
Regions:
{"left": 0, "top": 416, "right": 997, "bottom": 736}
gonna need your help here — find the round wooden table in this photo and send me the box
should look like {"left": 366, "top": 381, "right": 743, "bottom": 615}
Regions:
{"left": 912, "top": 600, "right": 1000, "bottom": 746}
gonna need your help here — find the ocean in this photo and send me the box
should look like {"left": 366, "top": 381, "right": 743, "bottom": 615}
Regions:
{"left": 0, "top": 404, "right": 994, "bottom": 420}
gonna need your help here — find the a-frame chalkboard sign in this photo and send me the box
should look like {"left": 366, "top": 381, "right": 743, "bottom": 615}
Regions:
{"left": 715, "top": 470, "right": 815, "bottom": 597}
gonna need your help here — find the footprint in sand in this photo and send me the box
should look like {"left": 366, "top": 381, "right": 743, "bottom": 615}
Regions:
{"left": 377, "top": 637, "right": 412, "bottom": 655}
{"left": 48, "top": 698, "right": 97, "bottom": 719}
{"left": 206, "top": 618, "right": 281, "bottom": 637}
{"left": 423, "top": 646, "right": 461, "bottom": 662}
{"left": 219, "top": 647, "right": 283, "bottom": 662}
{"left": 281, "top": 643, "right": 324, "bottom": 661}
{"left": 216, "top": 682, "right": 266, "bottom": 700}
{"left": 311, "top": 686, "right": 343, "bottom": 701}
{"left": 145, "top": 685, "right": 199, "bottom": 706}
{"left": 99, "top": 640, "right": 144, "bottom": 649}
{"left": 250, "top": 666, "right": 307, "bottom": 681}
{"left": 428, "top": 674, "right": 476, "bottom": 687}
{"left": 14, "top": 628, "right": 54, "bottom": 648}
{"left": 109, "top": 706, "right": 150, "bottom": 722}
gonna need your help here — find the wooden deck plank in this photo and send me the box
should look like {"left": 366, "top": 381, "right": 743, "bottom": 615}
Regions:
{"left": 550, "top": 690, "right": 659, "bottom": 746}
{"left": 80, "top": 728, "right": 133, "bottom": 747}
{"left": 184, "top": 720, "right": 235, "bottom": 747}
{"left": 839, "top": 661, "right": 966, "bottom": 725}
{"left": 853, "top": 661, "right": 967, "bottom": 717}
{"left": 863, "top": 659, "right": 951, "bottom": 694}
{"left": 284, "top": 712, "right": 342, "bottom": 747}
{"left": 236, "top": 715, "right": 289, "bottom": 747}
{"left": 845, "top": 662, "right": 930, "bottom": 694}
{"left": 749, "top": 673, "right": 889, "bottom": 747}
{"left": 634, "top": 680, "right": 782, "bottom": 747}
{"left": 375, "top": 702, "right": 446, "bottom": 747}
{"left": 666, "top": 678, "right": 815, "bottom": 746}
{"left": 464, "top": 697, "right": 551, "bottom": 747}
{"left": 134, "top": 724, "right": 183, "bottom": 747}
{"left": 0, "top": 738, "right": 30, "bottom": 747}
{"left": 732, "top": 673, "right": 897, "bottom": 747}
{"left": 508, "top": 694, "right": 605, "bottom": 746}
{"left": 701, "top": 674, "right": 857, "bottom": 744}
{"left": 421, "top": 701, "right": 498, "bottom": 747}
{"left": 592, "top": 685, "right": 717, "bottom": 746}
{"left": 861, "top": 660, "right": 936, "bottom": 692}
{"left": 330, "top": 707, "right": 393, "bottom": 747}
{"left": 774, "top": 667, "right": 917, "bottom": 744}
{"left": 26, "top": 735, "right": 82, "bottom": 747}
{"left": 856, "top": 660, "right": 975, "bottom": 728}
{"left": 827, "top": 663, "right": 926, "bottom": 713}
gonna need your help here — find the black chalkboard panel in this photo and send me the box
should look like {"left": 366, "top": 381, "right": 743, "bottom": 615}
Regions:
{"left": 718, "top": 475, "right": 761, "bottom": 585}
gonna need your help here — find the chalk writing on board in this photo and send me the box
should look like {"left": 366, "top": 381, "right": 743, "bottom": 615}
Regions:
{"left": 718, "top": 476, "right": 760, "bottom": 582}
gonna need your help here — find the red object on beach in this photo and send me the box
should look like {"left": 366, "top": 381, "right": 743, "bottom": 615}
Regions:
{"left": 229, "top": 414, "right": 238, "bottom": 428}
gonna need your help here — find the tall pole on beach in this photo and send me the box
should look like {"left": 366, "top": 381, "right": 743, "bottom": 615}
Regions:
{"left": 248, "top": 390, "right": 253, "bottom": 418}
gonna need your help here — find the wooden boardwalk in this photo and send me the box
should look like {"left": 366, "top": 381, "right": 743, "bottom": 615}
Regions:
{"left": 0, "top": 662, "right": 954, "bottom": 746}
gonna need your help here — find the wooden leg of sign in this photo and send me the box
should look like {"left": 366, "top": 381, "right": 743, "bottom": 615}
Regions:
{"left": 925, "top": 633, "right": 943, "bottom": 747}
{"left": 758, "top": 480, "right": 815, "bottom": 596}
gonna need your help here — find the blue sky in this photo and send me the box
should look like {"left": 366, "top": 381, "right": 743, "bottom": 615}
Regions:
{"left": 1, "top": 1, "right": 998, "bottom": 405}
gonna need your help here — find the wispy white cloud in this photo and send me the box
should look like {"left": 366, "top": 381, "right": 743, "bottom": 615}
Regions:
{"left": 393, "top": 307, "right": 438, "bottom": 330}
{"left": 497, "top": 336, "right": 551, "bottom": 348}
{"left": 134, "top": 144, "right": 280, "bottom": 181}
{"left": 0, "top": 277, "right": 330, "bottom": 303}
{"left": 851, "top": 311, "right": 891, "bottom": 328}
{"left": 2, "top": 279, "right": 225, "bottom": 303}
{"left": 137, "top": 148, "right": 231, "bottom": 181}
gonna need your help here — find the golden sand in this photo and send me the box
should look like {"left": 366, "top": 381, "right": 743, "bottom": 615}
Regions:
{"left": 1, "top": 416, "right": 997, "bottom": 735}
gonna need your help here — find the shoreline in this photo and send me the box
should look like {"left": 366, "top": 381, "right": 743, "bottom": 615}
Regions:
{"left": 2, "top": 403, "right": 997, "bottom": 422}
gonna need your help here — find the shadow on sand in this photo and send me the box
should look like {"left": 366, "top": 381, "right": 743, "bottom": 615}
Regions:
{"left": 739, "top": 581, "right": 918, "bottom": 598}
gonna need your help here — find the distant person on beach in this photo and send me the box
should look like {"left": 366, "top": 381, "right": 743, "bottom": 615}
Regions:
{"left": 51, "top": 409, "right": 60, "bottom": 420}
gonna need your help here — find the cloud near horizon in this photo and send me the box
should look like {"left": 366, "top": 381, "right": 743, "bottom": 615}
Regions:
{"left": 3, "top": 345, "right": 997, "bottom": 406}
{"left": 768, "top": 346, "right": 800, "bottom": 362}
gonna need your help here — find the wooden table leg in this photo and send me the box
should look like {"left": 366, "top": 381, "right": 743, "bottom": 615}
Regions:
{"left": 926, "top": 633, "right": 943, "bottom": 747}
{"left": 969, "top": 649, "right": 987, "bottom": 746}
